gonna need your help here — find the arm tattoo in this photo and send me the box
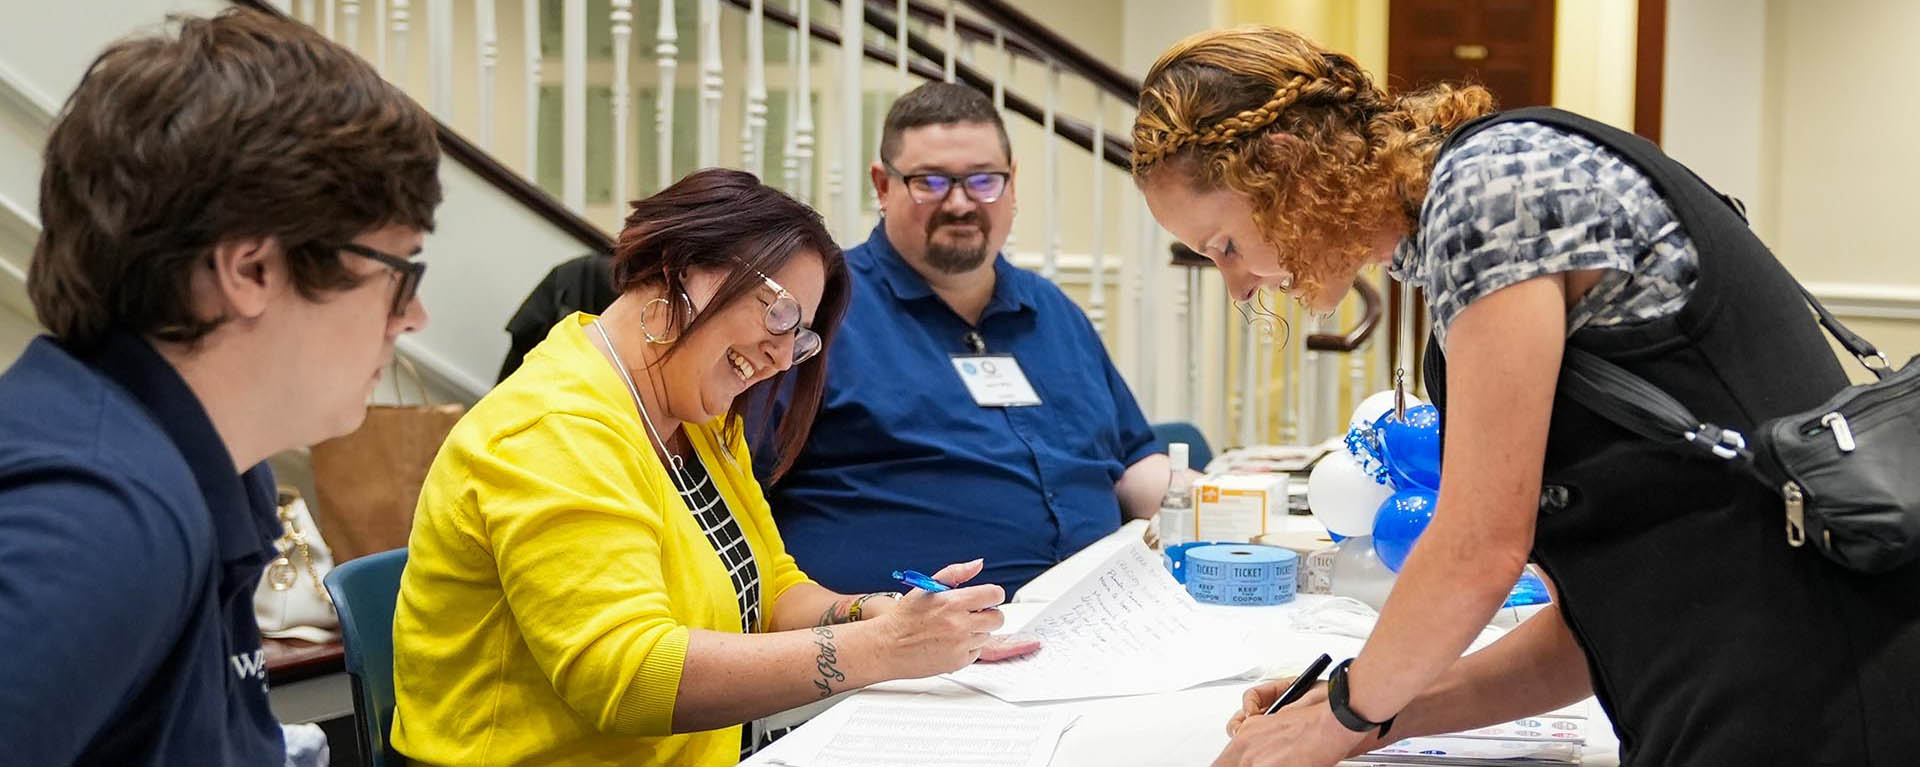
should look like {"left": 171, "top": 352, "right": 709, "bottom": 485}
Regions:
{"left": 815, "top": 600, "right": 853, "bottom": 627}
{"left": 810, "top": 621, "right": 846, "bottom": 698}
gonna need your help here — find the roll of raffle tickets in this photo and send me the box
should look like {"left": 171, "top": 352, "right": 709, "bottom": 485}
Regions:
{"left": 1181, "top": 544, "right": 1298, "bottom": 606}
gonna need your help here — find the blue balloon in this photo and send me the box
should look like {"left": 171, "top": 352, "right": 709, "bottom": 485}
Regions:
{"left": 1372, "top": 489, "right": 1437, "bottom": 572}
{"left": 1375, "top": 405, "right": 1442, "bottom": 491}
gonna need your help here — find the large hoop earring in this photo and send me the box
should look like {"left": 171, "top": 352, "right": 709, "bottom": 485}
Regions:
{"left": 637, "top": 297, "right": 682, "bottom": 344}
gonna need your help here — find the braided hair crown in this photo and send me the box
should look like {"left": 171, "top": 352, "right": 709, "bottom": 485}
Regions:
{"left": 1131, "top": 26, "right": 1376, "bottom": 173}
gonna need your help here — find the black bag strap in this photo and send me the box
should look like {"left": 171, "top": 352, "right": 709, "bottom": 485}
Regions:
{"left": 1797, "top": 284, "right": 1895, "bottom": 379}
{"left": 1559, "top": 347, "right": 1756, "bottom": 463}
{"left": 1556, "top": 274, "right": 1903, "bottom": 462}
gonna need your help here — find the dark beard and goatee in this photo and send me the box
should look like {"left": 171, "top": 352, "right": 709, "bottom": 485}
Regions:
{"left": 923, "top": 212, "right": 991, "bottom": 274}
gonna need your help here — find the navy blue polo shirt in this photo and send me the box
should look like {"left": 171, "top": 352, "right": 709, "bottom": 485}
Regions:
{"left": 761, "top": 224, "right": 1160, "bottom": 596}
{"left": 0, "top": 332, "right": 284, "bottom": 765}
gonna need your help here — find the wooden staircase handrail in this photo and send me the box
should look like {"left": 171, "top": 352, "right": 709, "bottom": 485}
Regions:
{"left": 955, "top": 0, "right": 1143, "bottom": 103}
{"left": 230, "top": 0, "right": 616, "bottom": 254}
{"left": 1170, "top": 244, "right": 1383, "bottom": 353}
{"left": 751, "top": 0, "right": 1132, "bottom": 168}
{"left": 865, "top": 0, "right": 1048, "bottom": 63}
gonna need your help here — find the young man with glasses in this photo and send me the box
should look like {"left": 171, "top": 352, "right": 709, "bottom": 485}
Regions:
{"left": 758, "top": 82, "right": 1175, "bottom": 597}
{"left": 0, "top": 10, "right": 440, "bottom": 764}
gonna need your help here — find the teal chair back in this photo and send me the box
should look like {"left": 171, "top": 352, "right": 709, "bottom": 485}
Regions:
{"left": 323, "top": 548, "right": 408, "bottom": 767}
{"left": 1151, "top": 421, "right": 1213, "bottom": 471}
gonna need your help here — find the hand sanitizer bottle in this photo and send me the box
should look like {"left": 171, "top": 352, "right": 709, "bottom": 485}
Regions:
{"left": 1159, "top": 442, "right": 1195, "bottom": 546}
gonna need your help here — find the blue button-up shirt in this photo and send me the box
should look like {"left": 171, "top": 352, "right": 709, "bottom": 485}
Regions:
{"left": 761, "top": 225, "right": 1160, "bottom": 596}
{"left": 0, "top": 332, "right": 284, "bottom": 765}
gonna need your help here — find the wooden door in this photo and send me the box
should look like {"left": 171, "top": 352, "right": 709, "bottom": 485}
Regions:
{"left": 1384, "top": 1, "right": 1557, "bottom": 384}
{"left": 1388, "top": 0, "right": 1556, "bottom": 110}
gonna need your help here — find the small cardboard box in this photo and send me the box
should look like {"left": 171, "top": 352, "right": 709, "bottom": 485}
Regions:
{"left": 1195, "top": 473, "right": 1285, "bottom": 543}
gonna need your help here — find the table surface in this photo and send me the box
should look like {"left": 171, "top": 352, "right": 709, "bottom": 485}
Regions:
{"left": 744, "top": 513, "right": 1621, "bottom": 767}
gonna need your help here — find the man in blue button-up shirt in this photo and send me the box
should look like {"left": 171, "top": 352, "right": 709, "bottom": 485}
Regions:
{"left": 0, "top": 11, "right": 440, "bottom": 764}
{"left": 759, "top": 83, "right": 1172, "bottom": 597}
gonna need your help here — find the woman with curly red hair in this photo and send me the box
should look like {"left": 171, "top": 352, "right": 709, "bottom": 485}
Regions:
{"left": 1134, "top": 25, "right": 1920, "bottom": 767}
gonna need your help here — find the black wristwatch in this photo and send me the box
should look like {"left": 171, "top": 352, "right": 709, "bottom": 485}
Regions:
{"left": 1327, "top": 659, "right": 1396, "bottom": 739}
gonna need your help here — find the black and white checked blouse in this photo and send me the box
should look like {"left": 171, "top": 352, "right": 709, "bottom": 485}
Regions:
{"left": 663, "top": 451, "right": 776, "bottom": 758}
{"left": 1390, "top": 121, "right": 1701, "bottom": 349}
{"left": 666, "top": 452, "right": 760, "bottom": 635}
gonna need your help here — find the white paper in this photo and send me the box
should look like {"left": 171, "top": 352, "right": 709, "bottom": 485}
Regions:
{"left": 949, "top": 540, "right": 1260, "bottom": 702}
{"left": 782, "top": 702, "right": 1073, "bottom": 767}
{"left": 1013, "top": 519, "right": 1152, "bottom": 604}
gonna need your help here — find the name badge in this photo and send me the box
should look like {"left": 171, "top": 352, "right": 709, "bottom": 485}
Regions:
{"left": 950, "top": 354, "right": 1042, "bottom": 407}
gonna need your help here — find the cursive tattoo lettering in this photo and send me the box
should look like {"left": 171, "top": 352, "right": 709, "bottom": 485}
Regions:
{"left": 810, "top": 623, "right": 845, "bottom": 697}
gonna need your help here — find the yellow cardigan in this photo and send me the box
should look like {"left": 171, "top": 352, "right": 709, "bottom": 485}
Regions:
{"left": 391, "top": 313, "right": 812, "bottom": 767}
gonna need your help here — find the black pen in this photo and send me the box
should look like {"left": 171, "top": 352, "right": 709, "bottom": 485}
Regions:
{"left": 1264, "top": 653, "right": 1333, "bottom": 715}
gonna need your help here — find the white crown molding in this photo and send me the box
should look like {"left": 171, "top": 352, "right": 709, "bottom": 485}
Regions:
{"left": 1804, "top": 281, "right": 1920, "bottom": 322}
{"left": 0, "top": 59, "right": 57, "bottom": 128}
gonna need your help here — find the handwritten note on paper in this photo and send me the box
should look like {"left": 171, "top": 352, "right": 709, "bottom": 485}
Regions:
{"left": 948, "top": 540, "right": 1260, "bottom": 702}
{"left": 800, "top": 703, "right": 1074, "bottom": 767}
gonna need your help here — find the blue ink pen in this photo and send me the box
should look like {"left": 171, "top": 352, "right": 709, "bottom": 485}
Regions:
{"left": 892, "top": 570, "right": 950, "bottom": 593}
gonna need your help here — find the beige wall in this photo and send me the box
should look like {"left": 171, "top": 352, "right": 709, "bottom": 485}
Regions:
{"left": 1664, "top": 0, "right": 1920, "bottom": 377}
{"left": 1221, "top": 0, "right": 1637, "bottom": 129}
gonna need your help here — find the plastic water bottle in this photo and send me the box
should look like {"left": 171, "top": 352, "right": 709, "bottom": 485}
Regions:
{"left": 1159, "top": 443, "right": 1195, "bottom": 546}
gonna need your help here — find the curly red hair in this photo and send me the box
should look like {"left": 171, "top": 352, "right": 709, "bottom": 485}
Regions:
{"left": 1132, "top": 26, "right": 1494, "bottom": 304}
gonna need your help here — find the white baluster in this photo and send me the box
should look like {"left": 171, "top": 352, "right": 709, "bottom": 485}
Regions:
{"left": 479, "top": 0, "right": 499, "bottom": 150}
{"left": 298, "top": 0, "right": 313, "bottom": 24}
{"left": 839, "top": 0, "right": 863, "bottom": 239}
{"left": 1087, "top": 91, "right": 1106, "bottom": 335}
{"left": 1187, "top": 269, "right": 1202, "bottom": 426}
{"left": 1041, "top": 60, "right": 1058, "bottom": 282}
{"left": 1289, "top": 304, "right": 1308, "bottom": 443}
{"left": 324, "top": 0, "right": 337, "bottom": 37}
{"left": 343, "top": 1, "right": 360, "bottom": 52}
{"left": 1315, "top": 314, "right": 1342, "bottom": 444}
{"left": 782, "top": 44, "right": 799, "bottom": 194}
{"left": 697, "top": 0, "right": 722, "bottom": 169}
{"left": 1239, "top": 312, "right": 1256, "bottom": 448}
{"left": 611, "top": 0, "right": 631, "bottom": 206}
{"left": 374, "top": 0, "right": 387, "bottom": 70}
{"left": 655, "top": 0, "right": 678, "bottom": 191}
{"left": 792, "top": 0, "right": 814, "bottom": 205}
{"left": 1248, "top": 301, "right": 1264, "bottom": 442}
{"left": 740, "top": 0, "right": 767, "bottom": 178}
{"left": 390, "top": 0, "right": 409, "bottom": 84}
{"left": 943, "top": 0, "right": 957, "bottom": 83}
{"left": 1349, "top": 336, "right": 1370, "bottom": 430}
{"left": 1213, "top": 297, "right": 1228, "bottom": 447}
{"left": 992, "top": 28, "right": 1006, "bottom": 112}
{"left": 523, "top": 0, "right": 540, "bottom": 178}
{"left": 896, "top": 0, "right": 909, "bottom": 95}
{"left": 563, "top": 0, "right": 587, "bottom": 209}
{"left": 1131, "top": 188, "right": 1155, "bottom": 411}
{"left": 428, "top": 0, "right": 452, "bottom": 118}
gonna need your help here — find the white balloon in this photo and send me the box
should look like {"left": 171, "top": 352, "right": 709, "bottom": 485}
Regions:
{"left": 1348, "top": 389, "right": 1425, "bottom": 434}
{"left": 1308, "top": 451, "right": 1395, "bottom": 538}
{"left": 1330, "top": 536, "right": 1398, "bottom": 611}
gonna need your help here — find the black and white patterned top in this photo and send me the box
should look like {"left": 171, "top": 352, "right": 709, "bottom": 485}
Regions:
{"left": 1389, "top": 121, "right": 1700, "bottom": 349}
{"left": 668, "top": 453, "right": 760, "bottom": 635}
{"left": 666, "top": 452, "right": 771, "bottom": 759}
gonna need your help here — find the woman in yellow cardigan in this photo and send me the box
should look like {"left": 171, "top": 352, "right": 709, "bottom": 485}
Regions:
{"left": 391, "top": 169, "right": 1035, "bottom": 766}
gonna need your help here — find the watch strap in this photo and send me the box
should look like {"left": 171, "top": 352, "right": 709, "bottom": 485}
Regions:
{"left": 1327, "top": 658, "right": 1396, "bottom": 739}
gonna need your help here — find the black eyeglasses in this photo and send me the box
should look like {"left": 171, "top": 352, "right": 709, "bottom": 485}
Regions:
{"left": 336, "top": 243, "right": 427, "bottom": 317}
{"left": 882, "top": 162, "right": 1011, "bottom": 205}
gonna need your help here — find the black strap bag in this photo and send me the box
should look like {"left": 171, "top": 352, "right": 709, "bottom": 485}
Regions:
{"left": 1558, "top": 286, "right": 1920, "bottom": 573}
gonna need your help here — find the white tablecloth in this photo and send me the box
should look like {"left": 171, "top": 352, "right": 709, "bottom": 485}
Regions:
{"left": 744, "top": 517, "right": 1622, "bottom": 767}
